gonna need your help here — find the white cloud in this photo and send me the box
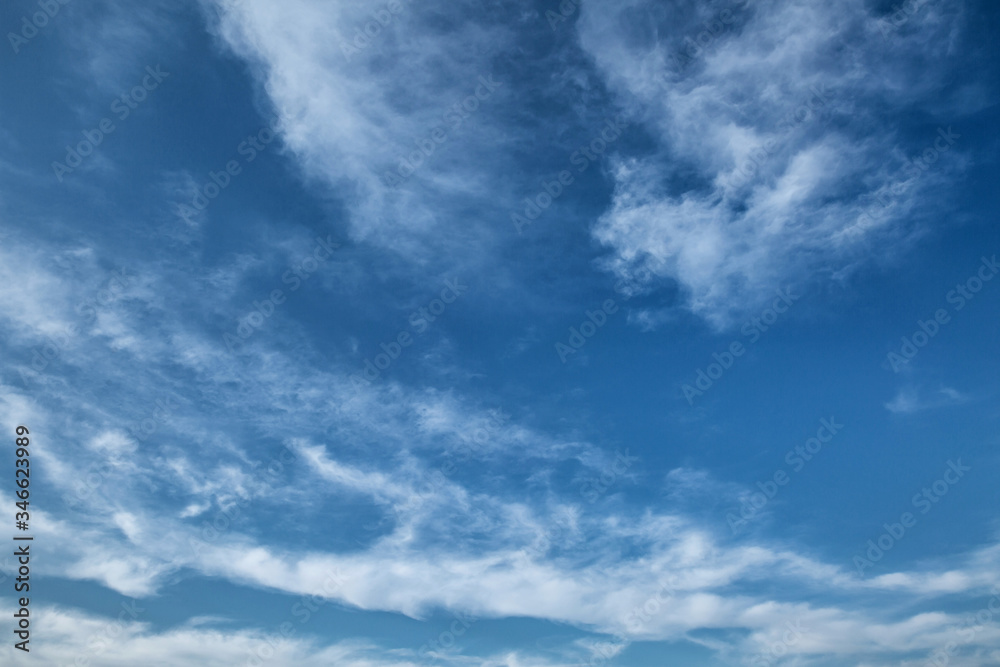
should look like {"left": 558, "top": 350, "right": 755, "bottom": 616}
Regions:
{"left": 1, "top": 234, "right": 997, "bottom": 663}
{"left": 577, "top": 0, "right": 971, "bottom": 328}
{"left": 204, "top": 0, "right": 515, "bottom": 264}
{"left": 0, "top": 603, "right": 421, "bottom": 667}
{"left": 0, "top": 597, "right": 598, "bottom": 666}
{"left": 0, "top": 9, "right": 996, "bottom": 663}
{"left": 885, "top": 385, "right": 968, "bottom": 414}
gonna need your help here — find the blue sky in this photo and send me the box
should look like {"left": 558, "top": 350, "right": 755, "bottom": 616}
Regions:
{"left": 0, "top": 0, "right": 999, "bottom": 665}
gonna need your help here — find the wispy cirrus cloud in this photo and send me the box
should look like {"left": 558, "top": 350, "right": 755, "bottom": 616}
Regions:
{"left": 885, "top": 385, "right": 969, "bottom": 414}
{"left": 2, "top": 1, "right": 998, "bottom": 665}
{"left": 203, "top": 0, "right": 519, "bottom": 262}
{"left": 577, "top": 0, "right": 975, "bottom": 328}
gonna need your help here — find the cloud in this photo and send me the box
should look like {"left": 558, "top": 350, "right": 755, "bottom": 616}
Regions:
{"left": 577, "top": 0, "right": 972, "bottom": 328}
{"left": 0, "top": 603, "right": 423, "bottom": 667}
{"left": 66, "top": 0, "right": 187, "bottom": 95}
{"left": 203, "top": 0, "right": 517, "bottom": 265}
{"left": 0, "top": 128, "right": 994, "bottom": 667}
{"left": 885, "top": 385, "right": 968, "bottom": 414}
{"left": 2, "top": 3, "right": 997, "bottom": 665}
{"left": 0, "top": 597, "right": 602, "bottom": 666}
